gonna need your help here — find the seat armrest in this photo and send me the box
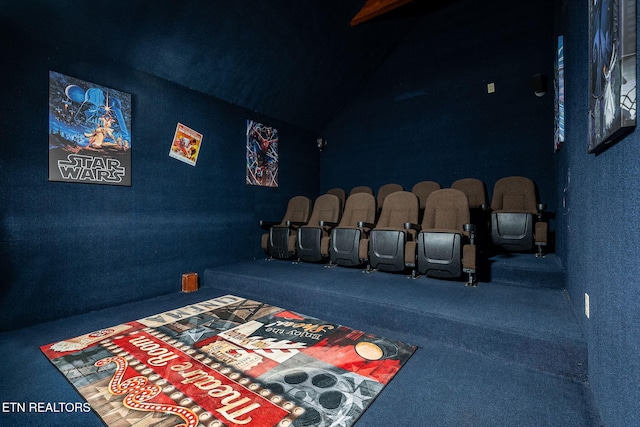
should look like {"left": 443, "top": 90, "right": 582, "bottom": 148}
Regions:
{"left": 259, "top": 220, "right": 279, "bottom": 230}
{"left": 463, "top": 243, "right": 477, "bottom": 276}
{"left": 404, "top": 222, "right": 420, "bottom": 232}
{"left": 357, "top": 221, "right": 375, "bottom": 229}
{"left": 319, "top": 220, "right": 338, "bottom": 227}
{"left": 285, "top": 220, "right": 306, "bottom": 227}
{"left": 463, "top": 223, "right": 476, "bottom": 245}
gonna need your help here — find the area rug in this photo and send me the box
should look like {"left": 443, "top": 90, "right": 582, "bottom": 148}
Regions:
{"left": 41, "top": 294, "right": 416, "bottom": 427}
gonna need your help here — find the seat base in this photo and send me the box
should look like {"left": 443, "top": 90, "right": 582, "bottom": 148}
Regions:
{"left": 297, "top": 227, "right": 325, "bottom": 263}
{"left": 369, "top": 229, "right": 407, "bottom": 272}
{"left": 330, "top": 228, "right": 366, "bottom": 267}
{"left": 491, "top": 212, "right": 534, "bottom": 252}
{"left": 417, "top": 232, "right": 463, "bottom": 278}
{"left": 269, "top": 226, "right": 295, "bottom": 259}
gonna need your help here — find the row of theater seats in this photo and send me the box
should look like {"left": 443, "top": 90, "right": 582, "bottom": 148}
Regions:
{"left": 259, "top": 177, "right": 548, "bottom": 286}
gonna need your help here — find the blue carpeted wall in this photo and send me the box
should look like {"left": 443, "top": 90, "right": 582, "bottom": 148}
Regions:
{"left": 0, "top": 23, "right": 320, "bottom": 332}
{"left": 320, "top": 0, "right": 557, "bottom": 213}
{"left": 557, "top": 0, "right": 640, "bottom": 424}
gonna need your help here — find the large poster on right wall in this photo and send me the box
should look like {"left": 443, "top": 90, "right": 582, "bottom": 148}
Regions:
{"left": 588, "top": 0, "right": 636, "bottom": 153}
{"left": 246, "top": 120, "right": 279, "bottom": 187}
{"left": 554, "top": 35, "right": 565, "bottom": 153}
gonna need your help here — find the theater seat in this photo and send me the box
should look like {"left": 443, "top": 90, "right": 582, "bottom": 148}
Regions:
{"left": 296, "top": 194, "right": 342, "bottom": 262}
{"left": 367, "top": 191, "right": 419, "bottom": 273}
{"left": 329, "top": 192, "right": 377, "bottom": 267}
{"left": 411, "top": 189, "right": 477, "bottom": 285}
{"left": 376, "top": 183, "right": 403, "bottom": 216}
{"left": 260, "top": 196, "right": 312, "bottom": 259}
{"left": 411, "top": 181, "right": 442, "bottom": 219}
{"left": 490, "top": 176, "right": 547, "bottom": 253}
{"left": 326, "top": 188, "right": 346, "bottom": 210}
{"left": 349, "top": 185, "right": 374, "bottom": 196}
{"left": 451, "top": 178, "right": 487, "bottom": 210}
{"left": 452, "top": 178, "right": 489, "bottom": 249}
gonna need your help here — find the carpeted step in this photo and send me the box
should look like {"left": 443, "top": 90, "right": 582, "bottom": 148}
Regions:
{"left": 482, "top": 252, "right": 565, "bottom": 289}
{"left": 204, "top": 259, "right": 585, "bottom": 381}
{"left": 0, "top": 286, "right": 599, "bottom": 427}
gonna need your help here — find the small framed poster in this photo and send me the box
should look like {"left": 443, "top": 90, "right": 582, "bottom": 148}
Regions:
{"left": 169, "top": 123, "right": 203, "bottom": 166}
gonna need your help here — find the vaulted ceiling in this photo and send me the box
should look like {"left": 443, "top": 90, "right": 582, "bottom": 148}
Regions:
{"left": 1, "top": 0, "right": 456, "bottom": 132}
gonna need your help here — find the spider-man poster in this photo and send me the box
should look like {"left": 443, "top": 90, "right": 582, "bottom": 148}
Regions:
{"left": 246, "top": 120, "right": 278, "bottom": 187}
{"left": 48, "top": 71, "right": 132, "bottom": 186}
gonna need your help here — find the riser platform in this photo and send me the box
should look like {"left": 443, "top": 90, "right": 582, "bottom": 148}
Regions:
{"left": 204, "top": 257, "right": 584, "bottom": 381}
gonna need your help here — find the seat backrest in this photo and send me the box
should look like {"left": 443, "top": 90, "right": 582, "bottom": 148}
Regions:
{"left": 279, "top": 196, "right": 312, "bottom": 225}
{"left": 326, "top": 188, "right": 346, "bottom": 209}
{"left": 411, "top": 181, "right": 442, "bottom": 210}
{"left": 337, "top": 192, "right": 376, "bottom": 227}
{"left": 376, "top": 191, "right": 419, "bottom": 228}
{"left": 306, "top": 194, "right": 341, "bottom": 225}
{"left": 491, "top": 176, "right": 537, "bottom": 213}
{"left": 451, "top": 178, "right": 487, "bottom": 209}
{"left": 349, "top": 185, "right": 374, "bottom": 196}
{"left": 377, "top": 183, "right": 404, "bottom": 209}
{"left": 422, "top": 189, "right": 470, "bottom": 231}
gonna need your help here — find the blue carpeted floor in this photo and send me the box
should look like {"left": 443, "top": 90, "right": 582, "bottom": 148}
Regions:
{"left": 0, "top": 255, "right": 601, "bottom": 426}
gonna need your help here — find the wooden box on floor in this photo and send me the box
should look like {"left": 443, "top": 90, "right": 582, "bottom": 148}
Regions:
{"left": 181, "top": 273, "right": 199, "bottom": 292}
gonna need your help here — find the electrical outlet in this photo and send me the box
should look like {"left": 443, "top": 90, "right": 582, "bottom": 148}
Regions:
{"left": 585, "top": 293, "right": 590, "bottom": 319}
{"left": 487, "top": 82, "right": 495, "bottom": 93}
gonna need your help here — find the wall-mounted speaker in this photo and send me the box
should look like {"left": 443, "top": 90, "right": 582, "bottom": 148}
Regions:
{"left": 532, "top": 74, "right": 548, "bottom": 97}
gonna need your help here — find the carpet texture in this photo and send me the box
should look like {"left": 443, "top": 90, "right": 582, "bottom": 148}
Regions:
{"left": 0, "top": 257, "right": 601, "bottom": 426}
{"left": 39, "top": 294, "right": 415, "bottom": 427}
{"left": 204, "top": 257, "right": 585, "bottom": 380}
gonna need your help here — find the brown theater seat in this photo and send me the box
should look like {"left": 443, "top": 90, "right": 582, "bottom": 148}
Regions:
{"left": 376, "top": 183, "right": 403, "bottom": 215}
{"left": 329, "top": 192, "right": 377, "bottom": 267}
{"left": 410, "top": 188, "right": 477, "bottom": 286}
{"left": 349, "top": 185, "right": 374, "bottom": 196}
{"left": 490, "top": 176, "right": 547, "bottom": 254}
{"left": 326, "top": 187, "right": 346, "bottom": 210}
{"left": 260, "top": 195, "right": 312, "bottom": 259}
{"left": 296, "top": 194, "right": 342, "bottom": 262}
{"left": 411, "top": 180, "right": 442, "bottom": 219}
{"left": 366, "top": 191, "right": 419, "bottom": 272}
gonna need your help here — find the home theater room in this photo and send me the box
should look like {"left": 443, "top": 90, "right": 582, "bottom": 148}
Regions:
{"left": 1, "top": 0, "right": 639, "bottom": 426}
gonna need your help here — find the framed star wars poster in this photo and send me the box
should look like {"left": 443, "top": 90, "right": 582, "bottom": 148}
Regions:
{"left": 246, "top": 120, "right": 279, "bottom": 187}
{"left": 169, "top": 123, "right": 203, "bottom": 166}
{"left": 48, "top": 71, "right": 132, "bottom": 186}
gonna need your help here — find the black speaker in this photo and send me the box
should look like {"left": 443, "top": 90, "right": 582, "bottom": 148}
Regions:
{"left": 532, "top": 74, "right": 548, "bottom": 97}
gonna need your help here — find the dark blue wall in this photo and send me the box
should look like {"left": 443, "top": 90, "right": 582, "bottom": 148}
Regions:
{"left": 0, "top": 23, "right": 320, "bottom": 332}
{"left": 558, "top": 0, "right": 640, "bottom": 424}
{"left": 321, "top": 0, "right": 557, "bottom": 212}
{"left": 0, "top": 0, "right": 420, "bottom": 134}
{"left": 2, "top": 0, "right": 639, "bottom": 422}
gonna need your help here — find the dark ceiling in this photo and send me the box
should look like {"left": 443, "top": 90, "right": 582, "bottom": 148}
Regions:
{"left": 1, "top": 0, "right": 456, "bottom": 132}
